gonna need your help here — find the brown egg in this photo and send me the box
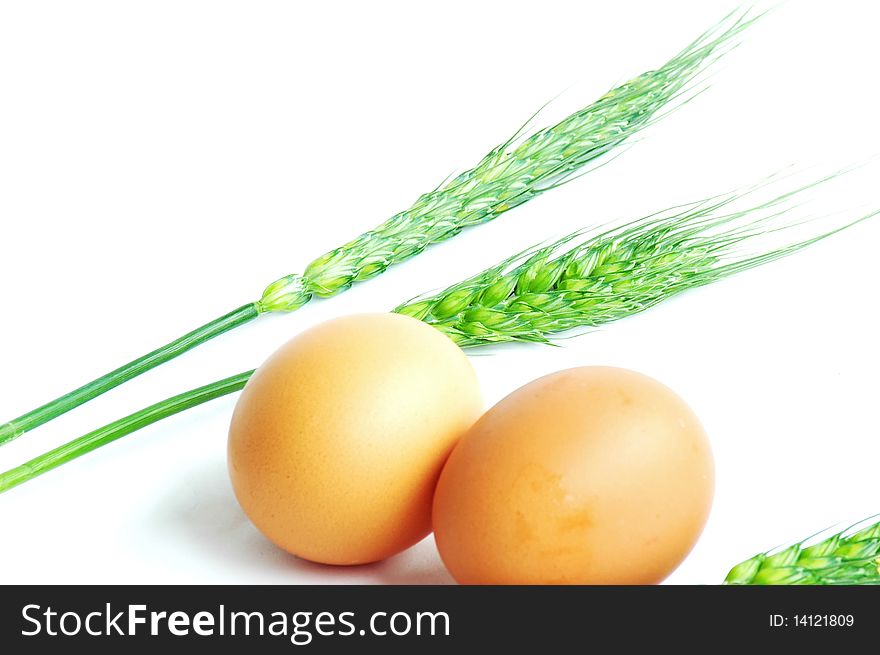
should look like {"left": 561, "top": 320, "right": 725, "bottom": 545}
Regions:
{"left": 228, "top": 313, "right": 482, "bottom": 566}
{"left": 432, "top": 366, "right": 714, "bottom": 584}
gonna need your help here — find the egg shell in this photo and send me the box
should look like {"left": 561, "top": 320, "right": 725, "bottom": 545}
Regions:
{"left": 228, "top": 313, "right": 482, "bottom": 565}
{"left": 432, "top": 366, "right": 714, "bottom": 584}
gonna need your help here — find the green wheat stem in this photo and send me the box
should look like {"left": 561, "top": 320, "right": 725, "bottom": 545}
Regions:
{"left": 0, "top": 372, "right": 255, "bottom": 494}
{"left": 0, "top": 304, "right": 259, "bottom": 446}
{"left": 724, "top": 518, "right": 880, "bottom": 585}
{"left": 1, "top": 172, "right": 873, "bottom": 494}
{"left": 0, "top": 8, "right": 757, "bottom": 445}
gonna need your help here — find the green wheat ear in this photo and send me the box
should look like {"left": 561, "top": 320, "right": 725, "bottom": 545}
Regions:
{"left": 725, "top": 518, "right": 880, "bottom": 585}
{"left": 395, "top": 172, "right": 877, "bottom": 347}
{"left": 263, "top": 6, "right": 761, "bottom": 309}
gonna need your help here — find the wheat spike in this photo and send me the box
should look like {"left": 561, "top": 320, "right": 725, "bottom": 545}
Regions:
{"left": 724, "top": 519, "right": 880, "bottom": 585}
{"left": 395, "top": 175, "right": 875, "bottom": 346}
{"left": 258, "top": 8, "right": 758, "bottom": 310}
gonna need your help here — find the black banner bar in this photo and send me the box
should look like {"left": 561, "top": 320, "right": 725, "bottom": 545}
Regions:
{"left": 1, "top": 585, "right": 874, "bottom": 652}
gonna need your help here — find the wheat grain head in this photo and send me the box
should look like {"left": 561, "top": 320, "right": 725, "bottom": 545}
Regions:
{"left": 258, "top": 8, "right": 760, "bottom": 313}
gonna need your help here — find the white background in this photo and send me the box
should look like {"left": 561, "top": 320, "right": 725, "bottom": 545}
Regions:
{"left": 1, "top": 0, "right": 878, "bottom": 585}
